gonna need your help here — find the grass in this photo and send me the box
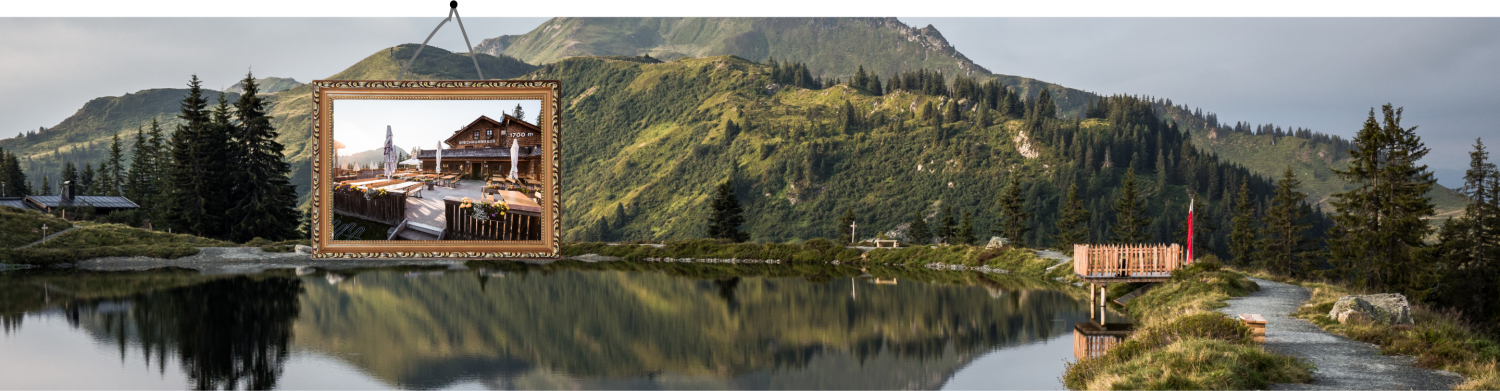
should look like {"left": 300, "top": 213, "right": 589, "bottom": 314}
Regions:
{"left": 561, "top": 239, "right": 1072, "bottom": 279}
{"left": 2, "top": 222, "right": 236, "bottom": 264}
{"left": 1269, "top": 275, "right": 1500, "bottom": 390}
{"left": 0, "top": 206, "right": 73, "bottom": 248}
{"left": 1062, "top": 256, "right": 1314, "bottom": 389}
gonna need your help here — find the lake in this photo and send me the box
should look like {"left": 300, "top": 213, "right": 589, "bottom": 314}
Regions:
{"left": 0, "top": 262, "right": 1101, "bottom": 389}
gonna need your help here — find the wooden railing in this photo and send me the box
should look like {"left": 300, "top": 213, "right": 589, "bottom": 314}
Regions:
{"left": 332, "top": 190, "right": 407, "bottom": 226}
{"left": 1073, "top": 244, "right": 1184, "bottom": 278}
{"left": 443, "top": 198, "right": 542, "bottom": 240}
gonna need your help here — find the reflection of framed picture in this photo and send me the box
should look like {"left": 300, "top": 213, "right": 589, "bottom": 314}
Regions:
{"left": 310, "top": 80, "right": 560, "bottom": 258}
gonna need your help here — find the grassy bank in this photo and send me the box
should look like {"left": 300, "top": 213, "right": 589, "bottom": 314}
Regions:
{"left": 0, "top": 206, "right": 73, "bottom": 248}
{"left": 1063, "top": 257, "right": 1314, "bottom": 389}
{"left": 1, "top": 222, "right": 237, "bottom": 264}
{"left": 1266, "top": 275, "right": 1500, "bottom": 390}
{"left": 561, "top": 239, "right": 1073, "bottom": 279}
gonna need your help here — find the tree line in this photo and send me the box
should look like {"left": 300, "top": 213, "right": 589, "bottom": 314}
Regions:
{"left": 0, "top": 73, "right": 302, "bottom": 243}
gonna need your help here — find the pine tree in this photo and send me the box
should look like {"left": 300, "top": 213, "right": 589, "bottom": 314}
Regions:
{"left": 908, "top": 212, "right": 932, "bottom": 245}
{"left": 104, "top": 130, "right": 125, "bottom": 196}
{"left": 80, "top": 162, "right": 95, "bottom": 195}
{"left": 838, "top": 208, "right": 856, "bottom": 243}
{"left": 994, "top": 175, "right": 1031, "bottom": 246}
{"left": 40, "top": 175, "right": 51, "bottom": 196}
{"left": 512, "top": 104, "right": 526, "bottom": 122}
{"left": 227, "top": 72, "right": 302, "bottom": 242}
{"left": 956, "top": 211, "right": 976, "bottom": 245}
{"left": 706, "top": 179, "right": 747, "bottom": 242}
{"left": 1228, "top": 178, "right": 1257, "bottom": 266}
{"left": 1326, "top": 105, "right": 1439, "bottom": 298}
{"left": 61, "top": 161, "right": 78, "bottom": 188}
{"left": 126, "top": 125, "right": 154, "bottom": 205}
{"left": 1053, "top": 183, "right": 1090, "bottom": 254}
{"left": 0, "top": 148, "right": 27, "bottom": 196}
{"left": 1259, "top": 167, "right": 1317, "bottom": 278}
{"left": 1112, "top": 167, "right": 1151, "bottom": 243}
{"left": 1431, "top": 138, "right": 1500, "bottom": 323}
{"left": 937, "top": 206, "right": 955, "bottom": 244}
{"left": 852, "top": 65, "right": 869, "bottom": 92}
{"left": 944, "top": 99, "right": 961, "bottom": 124}
{"left": 163, "top": 75, "right": 213, "bottom": 236}
{"left": 147, "top": 117, "right": 169, "bottom": 210}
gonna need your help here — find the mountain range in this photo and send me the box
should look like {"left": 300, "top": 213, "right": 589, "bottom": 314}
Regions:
{"left": 0, "top": 17, "right": 1468, "bottom": 244}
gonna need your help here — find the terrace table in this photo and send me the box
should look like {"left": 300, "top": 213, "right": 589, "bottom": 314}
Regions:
{"left": 380, "top": 181, "right": 425, "bottom": 198}
{"left": 493, "top": 190, "right": 542, "bottom": 217}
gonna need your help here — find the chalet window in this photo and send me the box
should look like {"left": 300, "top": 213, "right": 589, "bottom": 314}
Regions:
{"left": 472, "top": 132, "right": 479, "bottom": 140}
{"left": 486, "top": 129, "right": 494, "bottom": 139}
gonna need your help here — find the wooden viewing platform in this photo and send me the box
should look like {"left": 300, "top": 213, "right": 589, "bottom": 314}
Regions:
{"left": 1073, "top": 244, "right": 1185, "bottom": 283}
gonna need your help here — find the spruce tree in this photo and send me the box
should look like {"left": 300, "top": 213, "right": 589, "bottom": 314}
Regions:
{"left": 1326, "top": 105, "right": 1439, "bottom": 298}
{"left": 227, "top": 72, "right": 302, "bottom": 242}
{"left": 147, "top": 117, "right": 169, "bottom": 212}
{"left": 706, "top": 179, "right": 747, "bottom": 242}
{"left": 512, "top": 104, "right": 526, "bottom": 122}
{"left": 1259, "top": 167, "right": 1317, "bottom": 278}
{"left": 956, "top": 211, "right": 976, "bottom": 245}
{"left": 1112, "top": 167, "right": 1151, "bottom": 243}
{"left": 80, "top": 162, "right": 95, "bottom": 195}
{"left": 838, "top": 207, "right": 856, "bottom": 243}
{"left": 62, "top": 161, "right": 78, "bottom": 188}
{"left": 1053, "top": 183, "right": 1090, "bottom": 254}
{"left": 102, "top": 130, "right": 124, "bottom": 196}
{"left": 1228, "top": 178, "right": 1257, "bottom": 266}
{"left": 996, "top": 175, "right": 1031, "bottom": 246}
{"left": 40, "top": 175, "right": 50, "bottom": 196}
{"left": 937, "top": 206, "right": 955, "bottom": 244}
{"left": 163, "top": 75, "right": 213, "bottom": 236}
{"left": 944, "top": 99, "right": 961, "bottom": 124}
{"left": 1431, "top": 138, "right": 1500, "bottom": 323}
{"left": 126, "top": 125, "right": 154, "bottom": 205}
{"left": 908, "top": 212, "right": 932, "bottom": 245}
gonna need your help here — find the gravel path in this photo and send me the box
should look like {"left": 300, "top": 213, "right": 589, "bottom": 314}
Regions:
{"left": 1218, "top": 277, "right": 1464, "bottom": 390}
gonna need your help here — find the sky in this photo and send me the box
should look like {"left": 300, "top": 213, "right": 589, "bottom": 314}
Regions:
{"left": 1, "top": 16, "right": 1496, "bottom": 185}
{"left": 332, "top": 99, "right": 541, "bottom": 155}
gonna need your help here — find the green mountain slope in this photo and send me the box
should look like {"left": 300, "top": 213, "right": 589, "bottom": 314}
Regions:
{"left": 1153, "top": 102, "right": 1468, "bottom": 218}
{"left": 225, "top": 77, "right": 303, "bottom": 95}
{"left": 478, "top": 17, "right": 1093, "bottom": 117}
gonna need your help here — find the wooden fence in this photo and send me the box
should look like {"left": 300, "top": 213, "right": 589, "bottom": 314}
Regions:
{"left": 443, "top": 198, "right": 542, "bottom": 240}
{"left": 332, "top": 190, "right": 407, "bottom": 226}
{"left": 1073, "top": 244, "right": 1184, "bottom": 278}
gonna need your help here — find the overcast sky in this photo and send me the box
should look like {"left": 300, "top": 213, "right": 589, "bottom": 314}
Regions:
{"left": 2, "top": 17, "right": 1496, "bottom": 182}
{"left": 333, "top": 99, "right": 540, "bottom": 155}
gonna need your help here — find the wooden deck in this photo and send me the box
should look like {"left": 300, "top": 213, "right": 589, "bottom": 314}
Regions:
{"left": 1073, "top": 244, "right": 1184, "bottom": 283}
{"left": 442, "top": 191, "right": 542, "bottom": 241}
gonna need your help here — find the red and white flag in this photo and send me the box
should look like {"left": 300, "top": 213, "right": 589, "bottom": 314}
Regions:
{"left": 1187, "top": 196, "right": 1195, "bottom": 263}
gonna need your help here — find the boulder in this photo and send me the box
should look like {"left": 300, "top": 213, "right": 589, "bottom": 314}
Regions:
{"left": 294, "top": 245, "right": 314, "bottom": 255}
{"left": 984, "top": 236, "right": 1010, "bottom": 250}
{"left": 1328, "top": 293, "right": 1414, "bottom": 325}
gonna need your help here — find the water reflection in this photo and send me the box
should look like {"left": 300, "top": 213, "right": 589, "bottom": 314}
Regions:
{"left": 2, "top": 263, "right": 1091, "bottom": 389}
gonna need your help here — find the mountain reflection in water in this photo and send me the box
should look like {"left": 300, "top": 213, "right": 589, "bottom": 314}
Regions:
{"left": 0, "top": 263, "right": 1091, "bottom": 389}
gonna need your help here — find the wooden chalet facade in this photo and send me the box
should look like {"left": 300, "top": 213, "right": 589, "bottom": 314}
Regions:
{"left": 416, "top": 114, "right": 544, "bottom": 180}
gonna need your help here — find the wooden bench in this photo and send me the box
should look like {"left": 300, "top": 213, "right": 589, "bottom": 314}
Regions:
{"left": 872, "top": 239, "right": 899, "bottom": 248}
{"left": 1239, "top": 313, "right": 1267, "bottom": 343}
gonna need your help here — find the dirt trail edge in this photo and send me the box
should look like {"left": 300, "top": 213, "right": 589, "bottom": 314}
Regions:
{"left": 1217, "top": 277, "right": 1463, "bottom": 390}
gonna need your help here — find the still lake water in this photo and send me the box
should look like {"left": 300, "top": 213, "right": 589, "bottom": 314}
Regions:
{"left": 0, "top": 262, "right": 1095, "bottom": 389}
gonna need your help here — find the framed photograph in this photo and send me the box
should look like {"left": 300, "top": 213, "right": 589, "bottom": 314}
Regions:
{"left": 310, "top": 80, "right": 560, "bottom": 258}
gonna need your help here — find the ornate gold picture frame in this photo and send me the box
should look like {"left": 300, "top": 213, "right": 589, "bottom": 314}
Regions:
{"left": 310, "top": 80, "right": 560, "bottom": 258}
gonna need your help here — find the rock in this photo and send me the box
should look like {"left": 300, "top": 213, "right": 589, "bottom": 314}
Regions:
{"left": 294, "top": 245, "right": 314, "bottom": 255}
{"left": 984, "top": 236, "right": 1010, "bottom": 250}
{"left": 1329, "top": 293, "right": 1414, "bottom": 325}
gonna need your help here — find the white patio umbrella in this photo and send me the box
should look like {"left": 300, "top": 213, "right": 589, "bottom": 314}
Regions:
{"left": 435, "top": 141, "right": 443, "bottom": 174}
{"left": 383, "top": 126, "right": 396, "bottom": 178}
{"left": 399, "top": 158, "right": 421, "bottom": 166}
{"left": 509, "top": 139, "right": 519, "bottom": 180}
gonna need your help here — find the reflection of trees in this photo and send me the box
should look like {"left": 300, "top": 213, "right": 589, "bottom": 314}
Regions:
{"left": 293, "top": 264, "right": 1086, "bottom": 388}
{"left": 74, "top": 276, "right": 304, "bottom": 390}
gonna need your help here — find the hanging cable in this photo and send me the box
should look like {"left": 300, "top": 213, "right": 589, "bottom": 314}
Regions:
{"left": 397, "top": 1, "right": 485, "bottom": 81}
